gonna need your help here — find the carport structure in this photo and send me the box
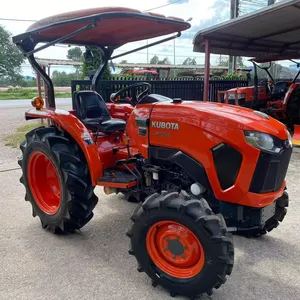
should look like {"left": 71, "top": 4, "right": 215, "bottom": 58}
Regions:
{"left": 193, "top": 0, "right": 300, "bottom": 101}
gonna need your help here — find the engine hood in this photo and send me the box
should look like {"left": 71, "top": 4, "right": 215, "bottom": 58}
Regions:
{"left": 227, "top": 86, "right": 254, "bottom": 92}
{"left": 155, "top": 101, "right": 288, "bottom": 140}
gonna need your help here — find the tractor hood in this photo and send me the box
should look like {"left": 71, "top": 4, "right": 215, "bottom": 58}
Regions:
{"left": 227, "top": 86, "right": 253, "bottom": 93}
{"left": 154, "top": 101, "right": 288, "bottom": 140}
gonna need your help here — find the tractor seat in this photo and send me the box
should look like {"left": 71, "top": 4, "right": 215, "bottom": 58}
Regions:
{"left": 271, "top": 81, "right": 289, "bottom": 100}
{"left": 73, "top": 90, "right": 126, "bottom": 133}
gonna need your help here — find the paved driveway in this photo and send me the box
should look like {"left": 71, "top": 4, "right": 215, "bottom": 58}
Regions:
{"left": 0, "top": 152, "right": 300, "bottom": 300}
{"left": 0, "top": 105, "right": 300, "bottom": 300}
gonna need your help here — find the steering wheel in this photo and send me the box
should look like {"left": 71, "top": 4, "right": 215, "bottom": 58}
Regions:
{"left": 110, "top": 82, "right": 151, "bottom": 106}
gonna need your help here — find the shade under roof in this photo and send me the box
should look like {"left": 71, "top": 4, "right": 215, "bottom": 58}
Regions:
{"left": 193, "top": 0, "right": 300, "bottom": 59}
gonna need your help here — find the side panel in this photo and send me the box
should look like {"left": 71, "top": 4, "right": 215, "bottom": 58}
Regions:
{"left": 126, "top": 103, "right": 154, "bottom": 158}
{"left": 148, "top": 146, "right": 211, "bottom": 190}
{"left": 25, "top": 108, "right": 102, "bottom": 185}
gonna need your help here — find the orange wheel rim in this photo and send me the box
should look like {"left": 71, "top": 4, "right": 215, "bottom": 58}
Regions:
{"left": 146, "top": 221, "right": 205, "bottom": 279}
{"left": 27, "top": 151, "right": 61, "bottom": 215}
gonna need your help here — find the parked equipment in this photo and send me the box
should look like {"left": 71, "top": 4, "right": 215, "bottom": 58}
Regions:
{"left": 193, "top": 0, "right": 300, "bottom": 145}
{"left": 13, "top": 7, "right": 292, "bottom": 298}
{"left": 218, "top": 57, "right": 300, "bottom": 131}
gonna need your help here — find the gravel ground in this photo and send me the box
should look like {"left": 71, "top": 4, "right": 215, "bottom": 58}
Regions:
{"left": 1, "top": 104, "right": 300, "bottom": 300}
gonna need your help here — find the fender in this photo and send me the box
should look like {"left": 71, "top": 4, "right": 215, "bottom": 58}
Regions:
{"left": 106, "top": 103, "right": 134, "bottom": 121}
{"left": 25, "top": 108, "right": 102, "bottom": 185}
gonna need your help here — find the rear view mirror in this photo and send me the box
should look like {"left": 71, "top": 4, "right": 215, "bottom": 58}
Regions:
{"left": 84, "top": 49, "right": 94, "bottom": 64}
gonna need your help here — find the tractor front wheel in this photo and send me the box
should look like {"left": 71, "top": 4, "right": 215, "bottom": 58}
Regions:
{"left": 127, "top": 191, "right": 234, "bottom": 298}
{"left": 18, "top": 126, "right": 98, "bottom": 233}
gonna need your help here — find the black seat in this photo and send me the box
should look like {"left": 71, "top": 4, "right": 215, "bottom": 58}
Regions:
{"left": 73, "top": 90, "right": 126, "bottom": 133}
{"left": 271, "top": 81, "right": 289, "bottom": 100}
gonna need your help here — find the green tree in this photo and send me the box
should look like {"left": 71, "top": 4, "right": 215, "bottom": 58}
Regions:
{"left": 0, "top": 25, "right": 24, "bottom": 80}
{"left": 150, "top": 55, "right": 159, "bottom": 64}
{"left": 158, "top": 57, "right": 171, "bottom": 65}
{"left": 67, "top": 47, "right": 83, "bottom": 61}
{"left": 182, "top": 57, "right": 197, "bottom": 65}
{"left": 217, "top": 55, "right": 246, "bottom": 68}
{"left": 52, "top": 71, "right": 77, "bottom": 86}
{"left": 67, "top": 47, "right": 83, "bottom": 79}
{"left": 82, "top": 47, "right": 111, "bottom": 80}
{"left": 256, "top": 62, "right": 283, "bottom": 80}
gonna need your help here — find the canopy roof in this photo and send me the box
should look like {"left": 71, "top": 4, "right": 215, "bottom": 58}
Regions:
{"left": 193, "top": 0, "right": 300, "bottom": 59}
{"left": 13, "top": 7, "right": 190, "bottom": 48}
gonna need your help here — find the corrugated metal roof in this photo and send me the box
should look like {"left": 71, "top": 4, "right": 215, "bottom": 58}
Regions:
{"left": 36, "top": 58, "right": 83, "bottom": 66}
{"left": 115, "top": 63, "right": 251, "bottom": 71}
{"left": 193, "top": 0, "right": 300, "bottom": 59}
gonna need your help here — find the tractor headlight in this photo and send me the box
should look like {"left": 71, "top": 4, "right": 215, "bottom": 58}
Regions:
{"left": 228, "top": 93, "right": 246, "bottom": 100}
{"left": 244, "top": 131, "right": 282, "bottom": 153}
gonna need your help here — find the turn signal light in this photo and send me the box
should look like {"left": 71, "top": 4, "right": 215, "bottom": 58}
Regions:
{"left": 31, "top": 97, "right": 44, "bottom": 109}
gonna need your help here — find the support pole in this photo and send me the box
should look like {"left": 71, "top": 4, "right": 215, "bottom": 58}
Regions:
{"left": 203, "top": 39, "right": 210, "bottom": 102}
{"left": 37, "top": 72, "right": 42, "bottom": 98}
{"left": 229, "top": 0, "right": 239, "bottom": 73}
{"left": 42, "top": 66, "right": 49, "bottom": 108}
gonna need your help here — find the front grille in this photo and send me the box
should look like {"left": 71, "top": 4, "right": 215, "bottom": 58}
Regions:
{"left": 212, "top": 144, "right": 242, "bottom": 190}
{"left": 250, "top": 142, "right": 292, "bottom": 193}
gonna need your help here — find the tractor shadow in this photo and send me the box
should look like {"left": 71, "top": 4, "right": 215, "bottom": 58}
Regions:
{"left": 23, "top": 192, "right": 300, "bottom": 300}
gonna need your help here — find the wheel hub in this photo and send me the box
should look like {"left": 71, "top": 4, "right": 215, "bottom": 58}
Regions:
{"left": 27, "top": 151, "right": 61, "bottom": 215}
{"left": 165, "top": 237, "right": 185, "bottom": 257}
{"left": 146, "top": 221, "right": 205, "bottom": 279}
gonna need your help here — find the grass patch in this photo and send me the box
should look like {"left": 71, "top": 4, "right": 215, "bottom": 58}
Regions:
{"left": 3, "top": 122, "right": 41, "bottom": 148}
{"left": 0, "top": 88, "right": 71, "bottom": 100}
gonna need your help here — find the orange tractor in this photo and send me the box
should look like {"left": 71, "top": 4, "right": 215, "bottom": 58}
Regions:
{"left": 219, "top": 57, "right": 300, "bottom": 135}
{"left": 13, "top": 7, "right": 292, "bottom": 298}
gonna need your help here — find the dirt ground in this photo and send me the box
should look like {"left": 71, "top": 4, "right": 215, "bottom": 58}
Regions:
{"left": 1, "top": 104, "right": 300, "bottom": 300}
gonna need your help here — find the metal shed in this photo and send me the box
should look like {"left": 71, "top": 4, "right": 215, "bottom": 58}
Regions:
{"left": 193, "top": 0, "right": 300, "bottom": 100}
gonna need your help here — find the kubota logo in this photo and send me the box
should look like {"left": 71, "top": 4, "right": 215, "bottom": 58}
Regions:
{"left": 152, "top": 121, "right": 179, "bottom": 130}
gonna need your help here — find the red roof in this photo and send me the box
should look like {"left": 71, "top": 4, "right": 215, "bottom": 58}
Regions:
{"left": 15, "top": 7, "right": 190, "bottom": 47}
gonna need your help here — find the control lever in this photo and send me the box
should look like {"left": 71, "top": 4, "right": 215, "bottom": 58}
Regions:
{"left": 94, "top": 117, "right": 103, "bottom": 142}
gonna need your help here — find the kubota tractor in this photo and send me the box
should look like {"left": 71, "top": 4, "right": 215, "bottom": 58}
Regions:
{"left": 13, "top": 7, "right": 292, "bottom": 299}
{"left": 219, "top": 57, "right": 300, "bottom": 142}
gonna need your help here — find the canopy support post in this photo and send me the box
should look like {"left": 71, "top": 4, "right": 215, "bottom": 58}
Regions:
{"left": 203, "top": 39, "right": 210, "bottom": 101}
{"left": 37, "top": 72, "right": 42, "bottom": 98}
{"left": 28, "top": 55, "right": 55, "bottom": 109}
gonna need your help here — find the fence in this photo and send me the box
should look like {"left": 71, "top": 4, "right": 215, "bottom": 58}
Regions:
{"left": 71, "top": 78, "right": 249, "bottom": 106}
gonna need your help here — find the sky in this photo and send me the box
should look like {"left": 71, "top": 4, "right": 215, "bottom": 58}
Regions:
{"left": 0, "top": 0, "right": 255, "bottom": 76}
{"left": 0, "top": 0, "right": 234, "bottom": 76}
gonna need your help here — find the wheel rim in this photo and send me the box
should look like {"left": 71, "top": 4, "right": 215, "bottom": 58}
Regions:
{"left": 27, "top": 151, "right": 61, "bottom": 215}
{"left": 146, "top": 221, "right": 205, "bottom": 279}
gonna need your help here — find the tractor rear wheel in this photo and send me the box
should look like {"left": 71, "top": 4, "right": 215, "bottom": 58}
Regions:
{"left": 18, "top": 126, "right": 98, "bottom": 233}
{"left": 127, "top": 191, "right": 234, "bottom": 298}
{"left": 237, "top": 191, "right": 289, "bottom": 238}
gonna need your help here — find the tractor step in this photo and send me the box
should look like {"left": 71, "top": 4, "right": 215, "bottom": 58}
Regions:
{"left": 97, "top": 169, "right": 137, "bottom": 188}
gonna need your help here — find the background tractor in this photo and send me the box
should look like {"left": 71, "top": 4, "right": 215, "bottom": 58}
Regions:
{"left": 219, "top": 57, "right": 300, "bottom": 132}
{"left": 13, "top": 7, "right": 292, "bottom": 299}
{"left": 192, "top": 0, "right": 300, "bottom": 146}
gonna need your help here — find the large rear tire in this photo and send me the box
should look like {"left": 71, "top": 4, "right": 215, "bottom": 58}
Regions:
{"left": 18, "top": 126, "right": 98, "bottom": 233}
{"left": 127, "top": 191, "right": 234, "bottom": 298}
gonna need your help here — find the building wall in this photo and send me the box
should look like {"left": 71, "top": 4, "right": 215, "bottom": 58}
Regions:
{"left": 238, "top": 0, "right": 281, "bottom": 15}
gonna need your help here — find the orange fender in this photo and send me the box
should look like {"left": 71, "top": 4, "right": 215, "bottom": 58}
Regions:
{"left": 293, "top": 125, "right": 300, "bottom": 147}
{"left": 25, "top": 108, "right": 102, "bottom": 185}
